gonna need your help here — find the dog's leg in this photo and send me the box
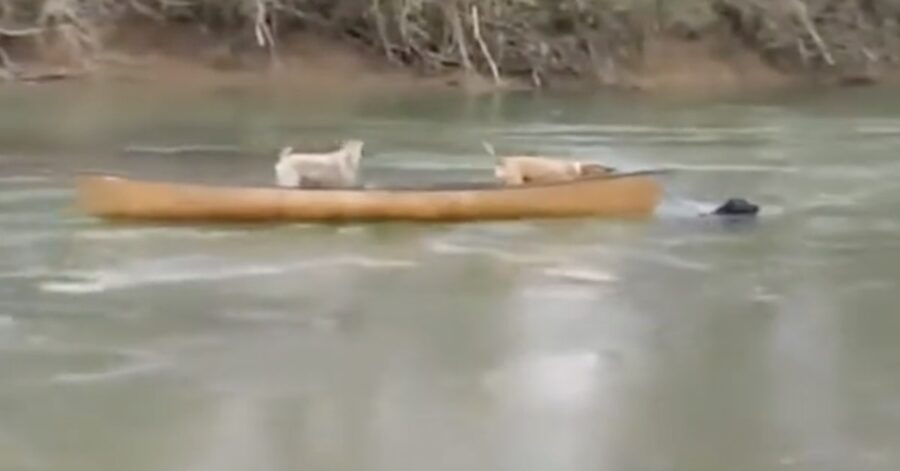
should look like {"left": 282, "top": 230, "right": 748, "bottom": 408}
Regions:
{"left": 298, "top": 176, "right": 328, "bottom": 189}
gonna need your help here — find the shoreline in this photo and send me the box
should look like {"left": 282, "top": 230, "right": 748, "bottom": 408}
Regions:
{"left": 3, "top": 20, "right": 894, "bottom": 99}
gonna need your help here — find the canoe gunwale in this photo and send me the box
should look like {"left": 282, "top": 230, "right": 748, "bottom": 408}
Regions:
{"left": 73, "top": 169, "right": 671, "bottom": 194}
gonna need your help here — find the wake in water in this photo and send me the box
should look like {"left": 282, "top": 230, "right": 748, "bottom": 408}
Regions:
{"left": 655, "top": 192, "right": 763, "bottom": 220}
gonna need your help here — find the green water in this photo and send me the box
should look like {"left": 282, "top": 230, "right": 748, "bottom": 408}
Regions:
{"left": 2, "top": 82, "right": 900, "bottom": 471}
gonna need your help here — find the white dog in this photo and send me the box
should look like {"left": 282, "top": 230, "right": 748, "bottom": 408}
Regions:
{"left": 274, "top": 140, "right": 365, "bottom": 188}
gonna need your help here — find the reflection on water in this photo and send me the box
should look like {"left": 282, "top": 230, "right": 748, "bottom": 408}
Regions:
{"left": 2, "top": 83, "right": 900, "bottom": 470}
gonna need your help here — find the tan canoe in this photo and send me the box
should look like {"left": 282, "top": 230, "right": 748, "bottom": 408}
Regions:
{"left": 74, "top": 171, "right": 664, "bottom": 223}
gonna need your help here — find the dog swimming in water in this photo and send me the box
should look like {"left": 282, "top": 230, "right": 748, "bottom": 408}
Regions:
{"left": 712, "top": 198, "right": 760, "bottom": 216}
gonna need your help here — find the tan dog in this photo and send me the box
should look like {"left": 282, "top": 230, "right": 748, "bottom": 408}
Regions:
{"left": 275, "top": 140, "right": 364, "bottom": 188}
{"left": 483, "top": 142, "right": 613, "bottom": 185}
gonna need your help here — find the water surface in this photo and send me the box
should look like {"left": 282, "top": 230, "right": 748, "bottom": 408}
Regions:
{"left": 1, "top": 83, "right": 899, "bottom": 471}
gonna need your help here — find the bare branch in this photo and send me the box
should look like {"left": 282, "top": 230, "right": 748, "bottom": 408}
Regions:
{"left": 790, "top": 0, "right": 834, "bottom": 66}
{"left": 0, "top": 26, "right": 44, "bottom": 37}
{"left": 471, "top": 5, "right": 502, "bottom": 85}
{"left": 444, "top": 1, "right": 472, "bottom": 72}
{"left": 371, "top": 0, "right": 397, "bottom": 63}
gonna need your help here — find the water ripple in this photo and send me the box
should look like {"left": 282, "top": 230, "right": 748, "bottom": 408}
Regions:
{"left": 51, "top": 354, "right": 168, "bottom": 385}
{"left": 0, "top": 188, "right": 71, "bottom": 204}
{"left": 74, "top": 227, "right": 246, "bottom": 241}
{"left": 0, "top": 175, "right": 51, "bottom": 184}
{"left": 426, "top": 240, "right": 558, "bottom": 265}
{"left": 39, "top": 255, "right": 417, "bottom": 294}
{"left": 542, "top": 266, "right": 619, "bottom": 283}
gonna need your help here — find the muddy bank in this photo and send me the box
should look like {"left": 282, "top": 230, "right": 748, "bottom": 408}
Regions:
{"left": 1, "top": 1, "right": 899, "bottom": 95}
{"left": 0, "top": 22, "right": 795, "bottom": 97}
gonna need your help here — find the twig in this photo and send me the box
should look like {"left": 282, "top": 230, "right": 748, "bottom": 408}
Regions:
{"left": 397, "top": 0, "right": 412, "bottom": 50}
{"left": 0, "top": 44, "right": 18, "bottom": 73}
{"left": 861, "top": 47, "right": 876, "bottom": 63}
{"left": 790, "top": 0, "right": 835, "bottom": 66}
{"left": 445, "top": 1, "right": 473, "bottom": 72}
{"left": 0, "top": 48, "right": 13, "bottom": 81}
{"left": 481, "top": 140, "right": 497, "bottom": 158}
{"left": 531, "top": 67, "right": 542, "bottom": 88}
{"left": 18, "top": 69, "right": 86, "bottom": 83}
{"left": 471, "top": 5, "right": 502, "bottom": 85}
{"left": 253, "top": 0, "right": 279, "bottom": 66}
{"left": 371, "top": 0, "right": 397, "bottom": 63}
{"left": 128, "top": 0, "right": 165, "bottom": 22}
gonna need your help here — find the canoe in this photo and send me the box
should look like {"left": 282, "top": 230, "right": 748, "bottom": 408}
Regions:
{"left": 74, "top": 171, "right": 664, "bottom": 223}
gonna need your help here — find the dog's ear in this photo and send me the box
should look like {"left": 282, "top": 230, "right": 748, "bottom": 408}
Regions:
{"left": 279, "top": 146, "right": 294, "bottom": 159}
{"left": 343, "top": 139, "right": 364, "bottom": 157}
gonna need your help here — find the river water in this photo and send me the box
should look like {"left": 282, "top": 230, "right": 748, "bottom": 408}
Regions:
{"left": 1, "top": 82, "right": 899, "bottom": 471}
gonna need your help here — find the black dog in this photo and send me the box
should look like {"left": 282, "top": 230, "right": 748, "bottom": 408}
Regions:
{"left": 711, "top": 198, "right": 759, "bottom": 216}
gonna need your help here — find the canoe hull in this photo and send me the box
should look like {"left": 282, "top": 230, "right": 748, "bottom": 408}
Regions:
{"left": 75, "top": 173, "right": 663, "bottom": 222}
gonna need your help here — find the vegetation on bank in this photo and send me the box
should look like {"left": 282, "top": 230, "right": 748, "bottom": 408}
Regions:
{"left": 1, "top": 0, "right": 899, "bottom": 87}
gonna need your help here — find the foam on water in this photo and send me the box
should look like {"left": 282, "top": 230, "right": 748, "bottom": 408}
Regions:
{"left": 39, "top": 255, "right": 418, "bottom": 294}
{"left": 852, "top": 122, "right": 900, "bottom": 136}
{"left": 0, "top": 188, "right": 71, "bottom": 204}
{"left": 495, "top": 125, "right": 781, "bottom": 148}
{"left": 498, "top": 124, "right": 780, "bottom": 136}
{"left": 520, "top": 284, "right": 600, "bottom": 300}
{"left": 654, "top": 197, "right": 712, "bottom": 219}
{"left": 660, "top": 163, "right": 799, "bottom": 173}
{"left": 334, "top": 255, "right": 418, "bottom": 269}
{"left": 40, "top": 278, "right": 109, "bottom": 294}
{"left": 752, "top": 285, "right": 782, "bottom": 303}
{"left": 51, "top": 356, "right": 168, "bottom": 384}
{"left": 74, "top": 227, "right": 246, "bottom": 241}
{"left": 542, "top": 266, "right": 619, "bottom": 283}
{"left": 0, "top": 175, "right": 51, "bottom": 184}
{"left": 427, "top": 240, "right": 558, "bottom": 265}
{"left": 629, "top": 250, "right": 713, "bottom": 272}
{"left": 0, "top": 231, "right": 63, "bottom": 249}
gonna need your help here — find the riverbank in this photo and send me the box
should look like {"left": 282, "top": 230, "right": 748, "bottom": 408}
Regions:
{"left": 0, "top": 22, "right": 796, "bottom": 97}
{"left": 2, "top": 1, "right": 899, "bottom": 96}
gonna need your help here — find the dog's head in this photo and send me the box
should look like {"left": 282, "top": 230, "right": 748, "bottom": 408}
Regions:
{"left": 278, "top": 146, "right": 294, "bottom": 161}
{"left": 341, "top": 140, "right": 365, "bottom": 164}
{"left": 712, "top": 198, "right": 759, "bottom": 216}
